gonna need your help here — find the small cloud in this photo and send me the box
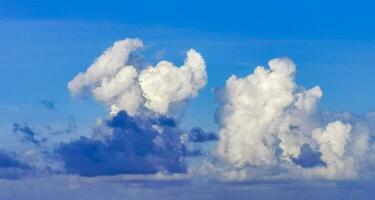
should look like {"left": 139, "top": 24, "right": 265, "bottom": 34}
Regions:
{"left": 40, "top": 100, "right": 56, "bottom": 111}
{"left": 188, "top": 127, "right": 218, "bottom": 143}
{"left": 12, "top": 123, "right": 45, "bottom": 145}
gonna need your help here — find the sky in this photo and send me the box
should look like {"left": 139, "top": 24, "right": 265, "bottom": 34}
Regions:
{"left": 1, "top": 0, "right": 375, "bottom": 199}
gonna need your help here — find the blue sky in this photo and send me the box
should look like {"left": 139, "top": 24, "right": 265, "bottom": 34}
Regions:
{"left": 1, "top": 1, "right": 375, "bottom": 199}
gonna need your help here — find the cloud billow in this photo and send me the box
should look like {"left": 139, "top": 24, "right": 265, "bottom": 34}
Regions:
{"left": 68, "top": 38, "right": 207, "bottom": 116}
{"left": 5, "top": 37, "right": 375, "bottom": 182}
{"left": 211, "top": 58, "right": 375, "bottom": 180}
{"left": 56, "top": 111, "right": 199, "bottom": 176}
{"left": 58, "top": 37, "right": 211, "bottom": 177}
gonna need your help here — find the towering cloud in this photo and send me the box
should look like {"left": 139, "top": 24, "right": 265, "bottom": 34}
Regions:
{"left": 214, "top": 58, "right": 373, "bottom": 180}
{"left": 216, "top": 58, "right": 296, "bottom": 167}
{"left": 68, "top": 38, "right": 207, "bottom": 116}
{"left": 9, "top": 37, "right": 374, "bottom": 182}
{"left": 57, "top": 37, "right": 211, "bottom": 177}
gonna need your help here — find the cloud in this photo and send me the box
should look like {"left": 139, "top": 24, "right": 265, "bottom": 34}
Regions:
{"left": 68, "top": 38, "right": 207, "bottom": 116}
{"left": 92, "top": 66, "right": 144, "bottom": 116}
{"left": 55, "top": 111, "right": 207, "bottom": 177}
{"left": 213, "top": 57, "right": 374, "bottom": 180}
{"left": 216, "top": 58, "right": 297, "bottom": 167}
{"left": 187, "top": 127, "right": 218, "bottom": 143}
{"left": 40, "top": 100, "right": 56, "bottom": 111}
{"left": 138, "top": 49, "right": 207, "bottom": 114}
{"left": 12, "top": 123, "right": 45, "bottom": 145}
{"left": 63, "top": 38, "right": 209, "bottom": 176}
{"left": 0, "top": 150, "right": 31, "bottom": 179}
{"left": 67, "top": 38, "right": 144, "bottom": 96}
{"left": 291, "top": 144, "right": 325, "bottom": 168}
{"left": 0, "top": 150, "right": 30, "bottom": 169}
{"left": 9, "top": 37, "right": 375, "bottom": 183}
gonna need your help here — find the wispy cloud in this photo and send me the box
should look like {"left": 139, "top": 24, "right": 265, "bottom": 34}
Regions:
{"left": 40, "top": 100, "right": 56, "bottom": 111}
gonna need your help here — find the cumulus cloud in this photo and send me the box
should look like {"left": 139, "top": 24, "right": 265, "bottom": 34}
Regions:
{"left": 68, "top": 38, "right": 143, "bottom": 96}
{"left": 10, "top": 37, "right": 375, "bottom": 183}
{"left": 68, "top": 38, "right": 207, "bottom": 116}
{"left": 92, "top": 66, "right": 144, "bottom": 116}
{"left": 56, "top": 111, "right": 209, "bottom": 176}
{"left": 6, "top": 38, "right": 209, "bottom": 178}
{"left": 139, "top": 49, "right": 207, "bottom": 114}
{"left": 216, "top": 58, "right": 297, "bottom": 167}
{"left": 305, "top": 121, "right": 356, "bottom": 179}
{"left": 213, "top": 57, "right": 374, "bottom": 180}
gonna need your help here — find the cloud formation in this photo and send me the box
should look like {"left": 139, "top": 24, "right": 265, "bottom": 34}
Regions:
{"left": 68, "top": 38, "right": 143, "bottom": 96}
{"left": 56, "top": 111, "right": 205, "bottom": 176}
{"left": 13, "top": 123, "right": 45, "bottom": 145}
{"left": 68, "top": 38, "right": 207, "bottom": 116}
{"left": 138, "top": 49, "right": 207, "bottom": 114}
{"left": 60, "top": 37, "right": 210, "bottom": 177}
{"left": 213, "top": 58, "right": 374, "bottom": 180}
{"left": 5, "top": 37, "right": 375, "bottom": 183}
{"left": 0, "top": 37, "right": 211, "bottom": 179}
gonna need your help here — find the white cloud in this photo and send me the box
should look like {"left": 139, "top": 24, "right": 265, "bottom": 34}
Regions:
{"left": 216, "top": 58, "right": 296, "bottom": 167}
{"left": 214, "top": 57, "right": 372, "bottom": 180}
{"left": 92, "top": 66, "right": 144, "bottom": 116}
{"left": 308, "top": 121, "right": 356, "bottom": 179}
{"left": 68, "top": 38, "right": 207, "bottom": 116}
{"left": 68, "top": 38, "right": 143, "bottom": 96}
{"left": 139, "top": 49, "right": 207, "bottom": 114}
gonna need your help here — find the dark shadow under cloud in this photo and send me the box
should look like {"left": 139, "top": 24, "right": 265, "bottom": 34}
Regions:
{"left": 188, "top": 127, "right": 218, "bottom": 143}
{"left": 292, "top": 144, "right": 326, "bottom": 168}
{"left": 56, "top": 111, "right": 209, "bottom": 177}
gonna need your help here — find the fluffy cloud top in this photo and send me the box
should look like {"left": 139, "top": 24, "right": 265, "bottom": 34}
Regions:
{"left": 68, "top": 38, "right": 143, "bottom": 96}
{"left": 216, "top": 58, "right": 296, "bottom": 167}
{"left": 214, "top": 58, "right": 374, "bottom": 180}
{"left": 4, "top": 37, "right": 374, "bottom": 183}
{"left": 1, "top": 37, "right": 211, "bottom": 178}
{"left": 68, "top": 38, "right": 207, "bottom": 116}
{"left": 139, "top": 49, "right": 207, "bottom": 114}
